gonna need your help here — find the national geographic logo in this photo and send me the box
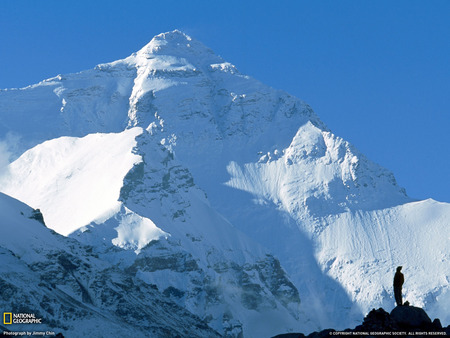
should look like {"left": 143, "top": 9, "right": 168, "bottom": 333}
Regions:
{"left": 3, "top": 312, "right": 12, "bottom": 324}
{"left": 3, "top": 312, "right": 42, "bottom": 324}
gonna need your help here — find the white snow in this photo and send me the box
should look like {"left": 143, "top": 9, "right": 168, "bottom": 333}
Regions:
{"left": 0, "top": 127, "right": 143, "bottom": 235}
{"left": 317, "top": 199, "right": 450, "bottom": 324}
{"left": 111, "top": 206, "right": 169, "bottom": 253}
{"left": 0, "top": 29, "right": 449, "bottom": 335}
{"left": 0, "top": 192, "right": 65, "bottom": 258}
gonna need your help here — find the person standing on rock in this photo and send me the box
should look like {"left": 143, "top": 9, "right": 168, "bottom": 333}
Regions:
{"left": 393, "top": 266, "right": 404, "bottom": 306}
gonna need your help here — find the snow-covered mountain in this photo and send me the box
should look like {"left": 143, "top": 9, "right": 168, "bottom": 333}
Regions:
{"left": 0, "top": 30, "right": 448, "bottom": 335}
{"left": 0, "top": 192, "right": 221, "bottom": 337}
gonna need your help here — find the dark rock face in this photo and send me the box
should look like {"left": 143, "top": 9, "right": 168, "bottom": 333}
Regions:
{"left": 390, "top": 305, "right": 432, "bottom": 329}
{"left": 273, "top": 304, "right": 450, "bottom": 338}
{"left": 356, "top": 307, "right": 396, "bottom": 331}
{"left": 28, "top": 208, "right": 46, "bottom": 225}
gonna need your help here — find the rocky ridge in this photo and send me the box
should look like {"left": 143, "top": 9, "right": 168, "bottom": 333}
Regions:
{"left": 274, "top": 304, "right": 450, "bottom": 338}
{"left": 0, "top": 192, "right": 221, "bottom": 337}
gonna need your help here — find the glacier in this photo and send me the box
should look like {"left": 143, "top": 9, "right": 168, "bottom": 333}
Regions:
{"left": 0, "top": 30, "right": 449, "bottom": 336}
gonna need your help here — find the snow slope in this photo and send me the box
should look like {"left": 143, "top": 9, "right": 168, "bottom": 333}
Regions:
{"left": 0, "top": 127, "right": 143, "bottom": 235}
{"left": 1, "top": 125, "right": 304, "bottom": 336}
{"left": 317, "top": 199, "right": 450, "bottom": 323}
{"left": 0, "top": 192, "right": 221, "bottom": 337}
{"left": 0, "top": 30, "right": 448, "bottom": 333}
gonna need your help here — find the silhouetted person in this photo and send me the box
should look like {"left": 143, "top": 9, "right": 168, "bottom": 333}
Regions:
{"left": 393, "top": 266, "right": 404, "bottom": 306}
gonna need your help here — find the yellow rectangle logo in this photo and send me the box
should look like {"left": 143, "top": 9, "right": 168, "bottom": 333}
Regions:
{"left": 3, "top": 312, "right": 12, "bottom": 324}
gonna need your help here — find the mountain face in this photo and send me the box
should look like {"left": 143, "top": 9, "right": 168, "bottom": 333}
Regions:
{"left": 0, "top": 192, "right": 221, "bottom": 337}
{"left": 0, "top": 30, "right": 449, "bottom": 335}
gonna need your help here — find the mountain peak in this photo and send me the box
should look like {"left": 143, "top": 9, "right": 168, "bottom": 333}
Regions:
{"left": 1, "top": 30, "right": 449, "bottom": 335}
{"left": 137, "top": 30, "right": 208, "bottom": 56}
{"left": 142, "top": 30, "right": 192, "bottom": 52}
{"left": 134, "top": 30, "right": 222, "bottom": 66}
{"left": 154, "top": 29, "right": 192, "bottom": 42}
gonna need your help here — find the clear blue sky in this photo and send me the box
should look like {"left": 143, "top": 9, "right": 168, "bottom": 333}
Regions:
{"left": 0, "top": 0, "right": 449, "bottom": 202}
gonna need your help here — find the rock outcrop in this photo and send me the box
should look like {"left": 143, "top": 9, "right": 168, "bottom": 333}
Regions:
{"left": 273, "top": 304, "right": 449, "bottom": 337}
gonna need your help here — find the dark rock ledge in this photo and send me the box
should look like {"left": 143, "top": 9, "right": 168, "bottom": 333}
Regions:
{"left": 273, "top": 304, "right": 449, "bottom": 338}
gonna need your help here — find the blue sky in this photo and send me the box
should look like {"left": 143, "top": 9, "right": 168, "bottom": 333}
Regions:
{"left": 0, "top": 0, "right": 449, "bottom": 202}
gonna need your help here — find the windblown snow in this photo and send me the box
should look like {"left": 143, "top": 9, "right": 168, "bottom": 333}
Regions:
{"left": 0, "top": 30, "right": 448, "bottom": 336}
